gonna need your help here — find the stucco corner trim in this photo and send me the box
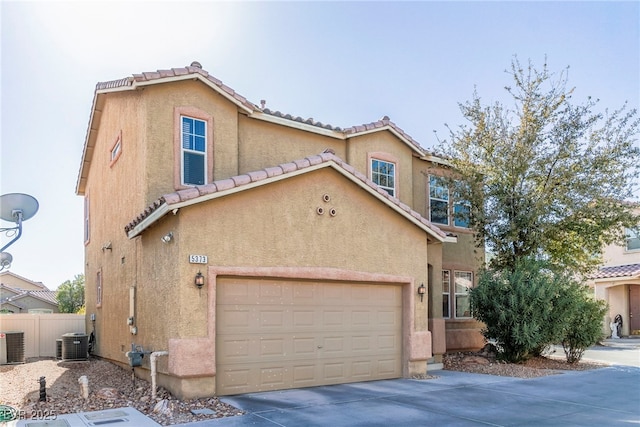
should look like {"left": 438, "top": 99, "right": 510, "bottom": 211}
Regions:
{"left": 168, "top": 337, "right": 215, "bottom": 377}
{"left": 408, "top": 330, "right": 432, "bottom": 361}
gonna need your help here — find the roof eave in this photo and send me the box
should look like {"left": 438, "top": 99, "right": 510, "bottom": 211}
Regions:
{"left": 249, "top": 112, "right": 345, "bottom": 140}
{"left": 127, "top": 160, "right": 448, "bottom": 243}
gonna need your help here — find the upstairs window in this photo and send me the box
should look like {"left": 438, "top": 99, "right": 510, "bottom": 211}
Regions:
{"left": 109, "top": 132, "right": 122, "bottom": 167}
{"left": 429, "top": 176, "right": 449, "bottom": 225}
{"left": 429, "top": 176, "right": 470, "bottom": 228}
{"left": 371, "top": 159, "right": 396, "bottom": 197}
{"left": 181, "top": 116, "right": 207, "bottom": 185}
{"left": 626, "top": 228, "right": 640, "bottom": 251}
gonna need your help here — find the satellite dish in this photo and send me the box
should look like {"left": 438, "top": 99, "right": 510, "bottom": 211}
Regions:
{"left": 0, "top": 193, "right": 39, "bottom": 223}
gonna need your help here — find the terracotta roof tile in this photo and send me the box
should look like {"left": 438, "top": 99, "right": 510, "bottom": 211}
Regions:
{"left": 264, "top": 166, "right": 285, "bottom": 178}
{"left": 96, "top": 62, "right": 257, "bottom": 112}
{"left": 94, "top": 63, "right": 434, "bottom": 157}
{"left": 592, "top": 263, "right": 640, "bottom": 279}
{"left": 231, "top": 174, "right": 252, "bottom": 186}
{"left": 247, "top": 170, "right": 269, "bottom": 182}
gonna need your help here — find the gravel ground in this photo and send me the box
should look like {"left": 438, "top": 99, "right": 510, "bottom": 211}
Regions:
{"left": 0, "top": 358, "right": 244, "bottom": 425}
{"left": 1, "top": 350, "right": 605, "bottom": 425}
{"left": 443, "top": 346, "right": 606, "bottom": 378}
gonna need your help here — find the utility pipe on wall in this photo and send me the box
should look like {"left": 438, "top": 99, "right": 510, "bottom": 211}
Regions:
{"left": 150, "top": 351, "right": 169, "bottom": 400}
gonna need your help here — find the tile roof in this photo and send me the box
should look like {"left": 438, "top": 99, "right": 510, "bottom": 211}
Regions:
{"left": 591, "top": 263, "right": 640, "bottom": 279}
{"left": 95, "top": 62, "right": 429, "bottom": 155}
{"left": 125, "top": 151, "right": 449, "bottom": 243}
{"left": 96, "top": 61, "right": 258, "bottom": 113}
{"left": 0, "top": 287, "right": 58, "bottom": 306}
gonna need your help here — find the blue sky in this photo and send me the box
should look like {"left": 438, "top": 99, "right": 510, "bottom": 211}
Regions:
{"left": 1, "top": 1, "right": 638, "bottom": 289}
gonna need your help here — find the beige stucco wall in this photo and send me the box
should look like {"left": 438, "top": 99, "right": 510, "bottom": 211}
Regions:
{"left": 82, "top": 90, "right": 150, "bottom": 362}
{"left": 143, "top": 80, "right": 241, "bottom": 199}
{"left": 130, "top": 167, "right": 432, "bottom": 397}
{"left": 345, "top": 132, "right": 414, "bottom": 205}
{"left": 238, "top": 116, "right": 345, "bottom": 174}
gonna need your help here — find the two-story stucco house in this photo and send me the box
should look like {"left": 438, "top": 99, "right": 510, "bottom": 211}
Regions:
{"left": 75, "top": 61, "right": 484, "bottom": 398}
{"left": 589, "top": 206, "right": 640, "bottom": 337}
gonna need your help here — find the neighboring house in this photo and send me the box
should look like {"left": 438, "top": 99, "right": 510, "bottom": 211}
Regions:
{"left": 0, "top": 271, "right": 59, "bottom": 313}
{"left": 589, "top": 207, "right": 640, "bottom": 336}
{"left": 75, "top": 62, "right": 484, "bottom": 398}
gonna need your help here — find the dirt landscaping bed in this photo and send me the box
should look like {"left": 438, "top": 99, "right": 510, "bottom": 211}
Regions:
{"left": 0, "top": 357, "right": 243, "bottom": 425}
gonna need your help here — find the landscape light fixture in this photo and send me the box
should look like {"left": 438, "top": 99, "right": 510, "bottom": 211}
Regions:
{"left": 195, "top": 271, "right": 205, "bottom": 289}
{"left": 418, "top": 283, "right": 426, "bottom": 302}
{"left": 0, "top": 193, "right": 39, "bottom": 254}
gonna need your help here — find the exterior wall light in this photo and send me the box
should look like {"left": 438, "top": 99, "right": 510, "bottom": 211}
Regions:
{"left": 161, "top": 232, "right": 173, "bottom": 243}
{"left": 195, "top": 271, "right": 205, "bottom": 289}
{"left": 418, "top": 283, "right": 426, "bottom": 302}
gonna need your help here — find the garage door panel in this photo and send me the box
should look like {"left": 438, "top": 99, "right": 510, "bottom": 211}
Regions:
{"left": 217, "top": 278, "right": 402, "bottom": 395}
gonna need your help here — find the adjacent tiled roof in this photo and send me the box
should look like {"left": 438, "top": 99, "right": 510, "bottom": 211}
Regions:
{"left": 125, "top": 152, "right": 449, "bottom": 242}
{"left": 0, "top": 286, "right": 58, "bottom": 306}
{"left": 591, "top": 263, "right": 640, "bottom": 279}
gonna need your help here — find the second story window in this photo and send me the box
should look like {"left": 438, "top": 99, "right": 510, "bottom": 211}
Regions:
{"left": 371, "top": 159, "right": 396, "bottom": 197}
{"left": 429, "top": 176, "right": 449, "bottom": 225}
{"left": 626, "top": 228, "right": 640, "bottom": 251}
{"left": 181, "top": 116, "right": 207, "bottom": 186}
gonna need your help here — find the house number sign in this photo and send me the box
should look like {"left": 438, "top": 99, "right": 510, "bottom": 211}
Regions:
{"left": 189, "top": 255, "right": 208, "bottom": 264}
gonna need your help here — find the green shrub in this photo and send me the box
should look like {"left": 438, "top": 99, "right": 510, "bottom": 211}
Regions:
{"left": 560, "top": 286, "right": 607, "bottom": 363}
{"left": 470, "top": 258, "right": 606, "bottom": 363}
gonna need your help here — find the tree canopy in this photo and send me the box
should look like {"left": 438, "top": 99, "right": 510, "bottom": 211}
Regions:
{"left": 56, "top": 274, "right": 85, "bottom": 313}
{"left": 439, "top": 58, "right": 640, "bottom": 273}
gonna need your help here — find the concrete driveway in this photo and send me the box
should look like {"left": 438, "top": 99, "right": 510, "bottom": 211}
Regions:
{"left": 180, "top": 364, "right": 640, "bottom": 426}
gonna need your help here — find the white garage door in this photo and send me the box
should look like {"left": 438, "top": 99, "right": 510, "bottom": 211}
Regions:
{"left": 216, "top": 277, "right": 402, "bottom": 395}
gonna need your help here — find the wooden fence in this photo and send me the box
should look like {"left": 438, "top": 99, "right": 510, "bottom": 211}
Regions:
{"left": 0, "top": 314, "right": 85, "bottom": 358}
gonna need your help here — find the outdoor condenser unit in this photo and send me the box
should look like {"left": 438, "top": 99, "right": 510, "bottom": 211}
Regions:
{"left": 0, "top": 331, "right": 25, "bottom": 364}
{"left": 61, "top": 332, "right": 89, "bottom": 361}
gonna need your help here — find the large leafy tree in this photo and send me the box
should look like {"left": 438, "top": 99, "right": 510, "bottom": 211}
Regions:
{"left": 56, "top": 274, "right": 85, "bottom": 313}
{"left": 439, "top": 58, "right": 640, "bottom": 273}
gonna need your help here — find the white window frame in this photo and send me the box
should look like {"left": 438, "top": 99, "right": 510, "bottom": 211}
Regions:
{"left": 181, "top": 116, "right": 207, "bottom": 186}
{"left": 370, "top": 158, "right": 396, "bottom": 197}
{"left": 626, "top": 228, "right": 640, "bottom": 252}
{"left": 442, "top": 270, "right": 451, "bottom": 319}
{"left": 429, "top": 175, "right": 449, "bottom": 225}
{"left": 454, "top": 271, "right": 473, "bottom": 319}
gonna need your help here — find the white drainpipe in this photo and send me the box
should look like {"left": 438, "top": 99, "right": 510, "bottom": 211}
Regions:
{"left": 150, "top": 351, "right": 169, "bottom": 400}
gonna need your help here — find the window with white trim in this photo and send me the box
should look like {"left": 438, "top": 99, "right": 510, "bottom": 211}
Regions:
{"left": 429, "top": 175, "right": 449, "bottom": 225}
{"left": 454, "top": 271, "right": 473, "bottom": 318}
{"left": 181, "top": 116, "right": 207, "bottom": 185}
{"left": 429, "top": 176, "right": 470, "bottom": 228}
{"left": 110, "top": 138, "right": 121, "bottom": 164}
{"left": 371, "top": 159, "right": 396, "bottom": 196}
{"left": 626, "top": 228, "right": 640, "bottom": 251}
{"left": 442, "top": 270, "right": 451, "bottom": 318}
